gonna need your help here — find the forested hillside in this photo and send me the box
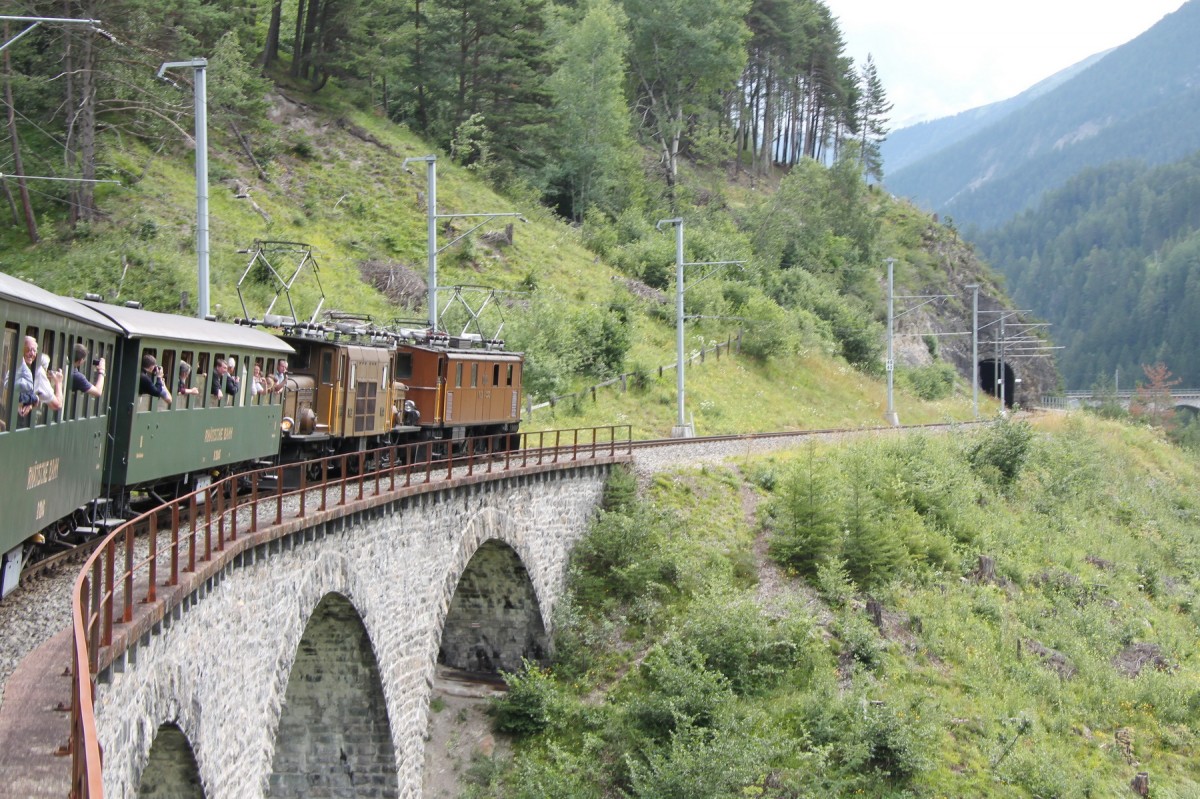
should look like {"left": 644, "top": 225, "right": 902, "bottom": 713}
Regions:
{"left": 1, "top": 0, "right": 1029, "bottom": 423}
{"left": 976, "top": 152, "right": 1200, "bottom": 387}
{"left": 884, "top": 0, "right": 1200, "bottom": 231}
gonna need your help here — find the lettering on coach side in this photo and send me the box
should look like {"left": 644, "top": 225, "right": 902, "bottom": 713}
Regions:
{"left": 204, "top": 426, "right": 235, "bottom": 443}
{"left": 27, "top": 457, "right": 61, "bottom": 490}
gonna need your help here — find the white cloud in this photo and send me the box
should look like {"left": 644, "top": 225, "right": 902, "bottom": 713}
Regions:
{"left": 824, "top": 0, "right": 1187, "bottom": 127}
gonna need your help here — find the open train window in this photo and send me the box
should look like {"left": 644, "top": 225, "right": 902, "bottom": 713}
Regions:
{"left": 211, "top": 352, "right": 233, "bottom": 406}
{"left": 196, "top": 353, "right": 211, "bottom": 408}
{"left": 471, "top": 363, "right": 478, "bottom": 388}
{"left": 160, "top": 349, "right": 177, "bottom": 408}
{"left": 506, "top": 364, "right": 514, "bottom": 387}
{"left": 493, "top": 364, "right": 500, "bottom": 387}
{"left": 177, "top": 350, "right": 197, "bottom": 410}
{"left": 0, "top": 325, "right": 16, "bottom": 433}
{"left": 26, "top": 325, "right": 56, "bottom": 427}
{"left": 455, "top": 362, "right": 463, "bottom": 388}
{"left": 138, "top": 347, "right": 166, "bottom": 413}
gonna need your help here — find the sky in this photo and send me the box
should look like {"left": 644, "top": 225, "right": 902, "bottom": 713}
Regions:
{"left": 822, "top": 0, "right": 1189, "bottom": 129}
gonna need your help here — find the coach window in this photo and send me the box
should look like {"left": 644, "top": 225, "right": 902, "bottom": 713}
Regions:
{"left": 455, "top": 362, "right": 463, "bottom": 389}
{"left": 506, "top": 364, "right": 514, "bottom": 387}
{"left": 137, "top": 347, "right": 159, "bottom": 413}
{"left": 159, "top": 350, "right": 177, "bottom": 410}
{"left": 196, "top": 353, "right": 211, "bottom": 408}
{"left": 212, "top": 352, "right": 229, "bottom": 406}
{"left": 229, "top": 355, "right": 242, "bottom": 406}
{"left": 31, "top": 328, "right": 55, "bottom": 427}
{"left": 65, "top": 334, "right": 86, "bottom": 421}
{"left": 493, "top": 363, "right": 500, "bottom": 387}
{"left": 0, "top": 325, "right": 16, "bottom": 433}
{"left": 176, "top": 350, "right": 196, "bottom": 409}
{"left": 26, "top": 326, "right": 50, "bottom": 427}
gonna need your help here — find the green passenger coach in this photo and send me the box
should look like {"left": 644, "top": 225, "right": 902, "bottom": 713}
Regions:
{"left": 0, "top": 273, "right": 122, "bottom": 598}
{"left": 81, "top": 301, "right": 294, "bottom": 501}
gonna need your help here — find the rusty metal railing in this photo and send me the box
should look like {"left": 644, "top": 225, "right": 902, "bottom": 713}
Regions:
{"left": 68, "top": 426, "right": 631, "bottom": 798}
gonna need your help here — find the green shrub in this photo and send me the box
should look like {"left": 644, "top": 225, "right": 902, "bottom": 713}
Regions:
{"left": 625, "top": 719, "right": 772, "bottom": 799}
{"left": 967, "top": 417, "right": 1034, "bottom": 488}
{"left": 569, "top": 506, "right": 678, "bottom": 609}
{"left": 490, "top": 660, "right": 560, "bottom": 736}
{"left": 626, "top": 641, "right": 733, "bottom": 740}
{"left": 767, "top": 452, "right": 843, "bottom": 577}
{"left": 601, "top": 464, "right": 638, "bottom": 512}
{"left": 834, "top": 609, "right": 885, "bottom": 672}
{"left": 679, "top": 592, "right": 810, "bottom": 695}
{"left": 897, "top": 362, "right": 957, "bottom": 400}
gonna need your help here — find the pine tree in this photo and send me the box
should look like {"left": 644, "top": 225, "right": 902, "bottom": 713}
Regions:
{"left": 768, "top": 447, "right": 843, "bottom": 577}
{"left": 856, "top": 54, "right": 891, "bottom": 183}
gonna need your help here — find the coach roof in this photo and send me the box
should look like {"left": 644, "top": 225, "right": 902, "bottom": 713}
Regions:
{"left": 80, "top": 301, "right": 294, "bottom": 354}
{"left": 0, "top": 271, "right": 123, "bottom": 332}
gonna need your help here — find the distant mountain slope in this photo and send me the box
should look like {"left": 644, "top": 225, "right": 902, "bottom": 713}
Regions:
{"left": 884, "top": 0, "right": 1200, "bottom": 230}
{"left": 975, "top": 151, "right": 1200, "bottom": 386}
{"left": 881, "top": 52, "right": 1106, "bottom": 175}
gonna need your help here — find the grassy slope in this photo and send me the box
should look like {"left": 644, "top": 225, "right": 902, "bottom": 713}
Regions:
{"left": 501, "top": 413, "right": 1200, "bottom": 798}
{"left": 0, "top": 89, "right": 991, "bottom": 438}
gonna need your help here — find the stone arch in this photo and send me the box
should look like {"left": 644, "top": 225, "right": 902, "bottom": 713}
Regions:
{"left": 137, "top": 722, "right": 205, "bottom": 798}
{"left": 439, "top": 539, "right": 549, "bottom": 673}
{"left": 266, "top": 592, "right": 399, "bottom": 798}
{"left": 435, "top": 505, "right": 551, "bottom": 674}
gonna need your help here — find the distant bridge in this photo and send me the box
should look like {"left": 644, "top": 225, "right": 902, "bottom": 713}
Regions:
{"left": 1039, "top": 390, "right": 1200, "bottom": 412}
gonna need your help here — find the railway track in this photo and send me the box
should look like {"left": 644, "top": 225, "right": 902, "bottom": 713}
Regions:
{"left": 628, "top": 419, "right": 984, "bottom": 450}
{"left": 13, "top": 420, "right": 988, "bottom": 597}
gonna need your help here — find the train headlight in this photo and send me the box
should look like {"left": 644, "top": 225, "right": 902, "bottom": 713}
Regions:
{"left": 281, "top": 416, "right": 295, "bottom": 434}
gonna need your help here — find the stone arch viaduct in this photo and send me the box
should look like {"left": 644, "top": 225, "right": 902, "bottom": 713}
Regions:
{"left": 82, "top": 451, "right": 628, "bottom": 798}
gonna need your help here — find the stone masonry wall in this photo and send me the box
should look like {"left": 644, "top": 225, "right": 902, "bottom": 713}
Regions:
{"left": 91, "top": 464, "right": 612, "bottom": 799}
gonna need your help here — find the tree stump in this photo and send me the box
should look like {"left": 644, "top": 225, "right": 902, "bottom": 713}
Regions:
{"left": 866, "top": 598, "right": 883, "bottom": 630}
{"left": 1131, "top": 772, "right": 1149, "bottom": 796}
{"left": 973, "top": 555, "right": 997, "bottom": 583}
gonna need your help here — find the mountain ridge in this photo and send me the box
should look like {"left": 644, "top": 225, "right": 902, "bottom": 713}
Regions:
{"left": 883, "top": 0, "right": 1200, "bottom": 230}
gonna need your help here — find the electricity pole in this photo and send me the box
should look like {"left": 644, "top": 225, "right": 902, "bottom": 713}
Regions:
{"left": 656, "top": 218, "right": 743, "bottom": 438}
{"left": 404, "top": 155, "right": 524, "bottom": 331}
{"left": 158, "top": 59, "right": 210, "bottom": 319}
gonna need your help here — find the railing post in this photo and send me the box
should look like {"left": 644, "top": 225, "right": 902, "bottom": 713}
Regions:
{"left": 216, "top": 483, "right": 226, "bottom": 552}
{"left": 188, "top": 494, "right": 198, "bottom": 573}
{"left": 170, "top": 502, "right": 180, "bottom": 586}
{"left": 203, "top": 488, "right": 213, "bottom": 562}
{"left": 102, "top": 545, "right": 114, "bottom": 646}
{"left": 145, "top": 512, "right": 158, "bottom": 604}
{"left": 358, "top": 451, "right": 366, "bottom": 501}
{"left": 251, "top": 470, "right": 260, "bottom": 534}
{"left": 340, "top": 455, "right": 348, "bottom": 507}
{"left": 122, "top": 526, "right": 134, "bottom": 623}
{"left": 91, "top": 560, "right": 103, "bottom": 657}
{"left": 229, "top": 479, "right": 239, "bottom": 542}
